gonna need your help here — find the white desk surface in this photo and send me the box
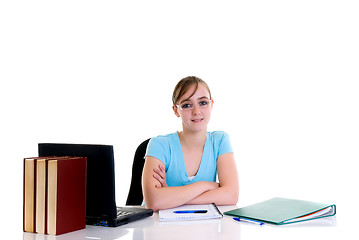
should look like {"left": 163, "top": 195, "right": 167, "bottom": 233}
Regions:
{"left": 22, "top": 205, "right": 352, "bottom": 240}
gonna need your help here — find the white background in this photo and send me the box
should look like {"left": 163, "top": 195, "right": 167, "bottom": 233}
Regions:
{"left": 1, "top": 0, "right": 358, "bottom": 236}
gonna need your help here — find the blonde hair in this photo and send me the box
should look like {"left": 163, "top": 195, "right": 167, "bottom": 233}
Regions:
{"left": 172, "top": 76, "right": 212, "bottom": 105}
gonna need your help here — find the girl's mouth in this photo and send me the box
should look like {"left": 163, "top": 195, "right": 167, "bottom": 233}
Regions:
{"left": 191, "top": 118, "right": 204, "bottom": 123}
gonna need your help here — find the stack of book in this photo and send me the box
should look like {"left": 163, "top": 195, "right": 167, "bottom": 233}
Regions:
{"left": 23, "top": 156, "right": 87, "bottom": 235}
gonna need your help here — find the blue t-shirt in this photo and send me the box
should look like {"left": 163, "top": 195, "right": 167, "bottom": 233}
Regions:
{"left": 145, "top": 131, "right": 233, "bottom": 187}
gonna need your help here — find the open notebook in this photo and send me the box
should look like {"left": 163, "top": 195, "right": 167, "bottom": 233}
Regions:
{"left": 159, "top": 204, "right": 223, "bottom": 222}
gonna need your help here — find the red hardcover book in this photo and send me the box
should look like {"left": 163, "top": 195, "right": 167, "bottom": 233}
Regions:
{"left": 47, "top": 157, "right": 87, "bottom": 235}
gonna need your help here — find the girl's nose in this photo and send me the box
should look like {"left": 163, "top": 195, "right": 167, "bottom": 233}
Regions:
{"left": 192, "top": 105, "right": 201, "bottom": 115}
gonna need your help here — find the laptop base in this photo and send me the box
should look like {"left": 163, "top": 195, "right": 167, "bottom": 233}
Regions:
{"left": 86, "top": 207, "right": 153, "bottom": 227}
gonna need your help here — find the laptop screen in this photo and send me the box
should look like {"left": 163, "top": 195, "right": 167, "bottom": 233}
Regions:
{"left": 38, "top": 143, "right": 117, "bottom": 219}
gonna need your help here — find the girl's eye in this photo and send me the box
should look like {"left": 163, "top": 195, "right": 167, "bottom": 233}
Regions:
{"left": 181, "top": 103, "right": 193, "bottom": 109}
{"left": 199, "top": 100, "right": 209, "bottom": 106}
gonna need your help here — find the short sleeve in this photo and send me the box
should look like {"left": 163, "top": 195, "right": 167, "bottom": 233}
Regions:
{"left": 145, "top": 136, "right": 170, "bottom": 166}
{"left": 213, "top": 131, "right": 233, "bottom": 157}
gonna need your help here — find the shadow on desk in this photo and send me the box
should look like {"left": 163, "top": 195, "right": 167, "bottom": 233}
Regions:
{"left": 22, "top": 208, "right": 336, "bottom": 240}
{"left": 23, "top": 227, "right": 129, "bottom": 240}
{"left": 22, "top": 211, "right": 242, "bottom": 240}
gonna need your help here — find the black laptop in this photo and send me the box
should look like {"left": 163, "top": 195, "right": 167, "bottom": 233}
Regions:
{"left": 38, "top": 143, "right": 153, "bottom": 227}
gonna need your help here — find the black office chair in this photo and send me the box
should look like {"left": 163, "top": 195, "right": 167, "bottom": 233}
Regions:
{"left": 126, "top": 138, "right": 151, "bottom": 205}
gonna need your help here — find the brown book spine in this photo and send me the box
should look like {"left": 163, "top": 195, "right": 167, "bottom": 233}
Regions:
{"left": 23, "top": 158, "right": 37, "bottom": 233}
{"left": 36, "top": 158, "right": 50, "bottom": 234}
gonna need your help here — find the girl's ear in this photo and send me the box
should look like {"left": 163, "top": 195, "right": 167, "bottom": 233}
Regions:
{"left": 172, "top": 105, "right": 180, "bottom": 117}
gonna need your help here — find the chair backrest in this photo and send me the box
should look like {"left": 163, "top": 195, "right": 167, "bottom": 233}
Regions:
{"left": 126, "top": 138, "right": 151, "bottom": 205}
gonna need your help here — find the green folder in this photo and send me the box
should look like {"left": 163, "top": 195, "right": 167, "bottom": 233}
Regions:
{"left": 224, "top": 197, "right": 336, "bottom": 225}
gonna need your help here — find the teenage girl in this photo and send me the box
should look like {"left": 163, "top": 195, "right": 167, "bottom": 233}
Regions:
{"left": 142, "top": 76, "right": 239, "bottom": 211}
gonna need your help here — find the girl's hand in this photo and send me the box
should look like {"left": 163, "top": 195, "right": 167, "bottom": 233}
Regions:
{"left": 153, "top": 164, "right": 167, "bottom": 188}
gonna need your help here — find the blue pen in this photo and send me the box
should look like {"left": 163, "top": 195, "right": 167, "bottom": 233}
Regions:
{"left": 174, "top": 210, "right": 208, "bottom": 214}
{"left": 233, "top": 217, "right": 264, "bottom": 225}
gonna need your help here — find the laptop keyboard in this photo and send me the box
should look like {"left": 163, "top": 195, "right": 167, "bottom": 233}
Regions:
{"left": 117, "top": 208, "right": 135, "bottom": 218}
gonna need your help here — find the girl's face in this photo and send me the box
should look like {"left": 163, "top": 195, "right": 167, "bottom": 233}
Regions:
{"left": 173, "top": 83, "right": 213, "bottom": 133}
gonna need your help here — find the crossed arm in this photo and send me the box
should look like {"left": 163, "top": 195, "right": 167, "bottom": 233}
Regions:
{"left": 141, "top": 153, "right": 239, "bottom": 212}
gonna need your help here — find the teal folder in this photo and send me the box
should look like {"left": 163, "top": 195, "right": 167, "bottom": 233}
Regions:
{"left": 224, "top": 197, "right": 336, "bottom": 225}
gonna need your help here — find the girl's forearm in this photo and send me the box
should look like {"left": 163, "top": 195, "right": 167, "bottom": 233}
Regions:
{"left": 144, "top": 181, "right": 218, "bottom": 211}
{"left": 185, "top": 184, "right": 239, "bottom": 205}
